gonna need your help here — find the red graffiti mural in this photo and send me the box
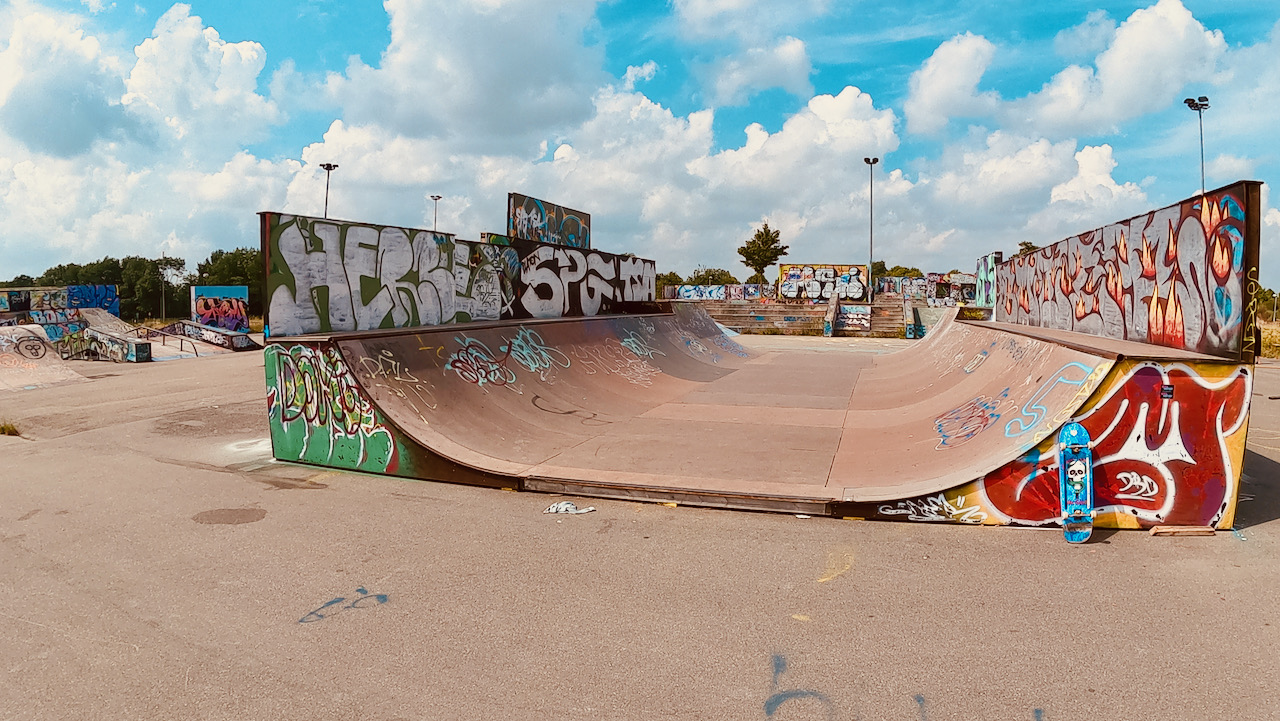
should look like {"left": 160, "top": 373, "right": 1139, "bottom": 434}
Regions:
{"left": 981, "top": 362, "right": 1249, "bottom": 527}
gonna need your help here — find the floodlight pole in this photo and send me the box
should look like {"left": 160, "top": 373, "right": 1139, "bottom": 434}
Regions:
{"left": 431, "top": 195, "right": 443, "bottom": 232}
{"left": 864, "top": 156, "right": 879, "bottom": 303}
{"left": 159, "top": 251, "right": 166, "bottom": 320}
{"left": 1183, "top": 96, "right": 1209, "bottom": 197}
{"left": 320, "top": 163, "right": 339, "bottom": 218}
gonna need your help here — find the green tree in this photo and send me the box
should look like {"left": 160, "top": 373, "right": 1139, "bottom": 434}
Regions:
{"left": 196, "top": 247, "right": 264, "bottom": 314}
{"left": 1017, "top": 241, "right": 1039, "bottom": 256}
{"left": 885, "top": 265, "right": 924, "bottom": 278}
{"left": 0, "top": 274, "right": 35, "bottom": 288}
{"left": 745, "top": 271, "right": 770, "bottom": 284}
{"left": 737, "top": 223, "right": 788, "bottom": 279}
{"left": 38, "top": 262, "right": 87, "bottom": 286}
{"left": 656, "top": 271, "right": 684, "bottom": 294}
{"left": 686, "top": 267, "right": 739, "bottom": 285}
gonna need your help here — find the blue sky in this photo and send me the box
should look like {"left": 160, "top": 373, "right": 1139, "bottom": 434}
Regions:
{"left": 1, "top": 0, "right": 1278, "bottom": 285}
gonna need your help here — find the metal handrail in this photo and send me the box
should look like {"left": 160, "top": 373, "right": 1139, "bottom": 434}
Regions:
{"left": 132, "top": 326, "right": 199, "bottom": 357}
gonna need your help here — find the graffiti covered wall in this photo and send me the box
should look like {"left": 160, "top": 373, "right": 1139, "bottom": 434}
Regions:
{"left": 55, "top": 327, "right": 151, "bottom": 363}
{"left": 778, "top": 265, "right": 868, "bottom": 303}
{"left": 0, "top": 287, "right": 119, "bottom": 340}
{"left": 870, "top": 359, "right": 1250, "bottom": 529}
{"left": 262, "top": 213, "right": 655, "bottom": 337}
{"left": 667, "top": 284, "right": 776, "bottom": 301}
{"left": 926, "top": 272, "right": 978, "bottom": 307}
{"left": 836, "top": 305, "right": 871, "bottom": 332}
{"left": 191, "top": 286, "right": 250, "bottom": 332}
{"left": 507, "top": 193, "right": 591, "bottom": 248}
{"left": 995, "top": 181, "right": 1262, "bottom": 361}
{"left": 975, "top": 252, "right": 1002, "bottom": 308}
{"left": 266, "top": 342, "right": 431, "bottom": 475}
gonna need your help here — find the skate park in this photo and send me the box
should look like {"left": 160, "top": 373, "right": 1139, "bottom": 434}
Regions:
{"left": 257, "top": 182, "right": 1260, "bottom": 532}
{"left": 1, "top": 182, "right": 1278, "bottom": 719}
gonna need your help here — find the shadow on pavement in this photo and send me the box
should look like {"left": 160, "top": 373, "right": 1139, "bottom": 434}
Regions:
{"left": 1235, "top": 449, "right": 1280, "bottom": 529}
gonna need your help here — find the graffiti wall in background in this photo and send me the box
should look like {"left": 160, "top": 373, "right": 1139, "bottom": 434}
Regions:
{"left": 161, "top": 319, "right": 260, "bottom": 350}
{"left": 665, "top": 284, "right": 777, "bottom": 300}
{"left": 0, "top": 286, "right": 116, "bottom": 340}
{"left": 870, "top": 359, "right": 1250, "bottom": 529}
{"left": 507, "top": 193, "right": 591, "bottom": 248}
{"left": 191, "top": 285, "right": 250, "bottom": 332}
{"left": 924, "top": 272, "right": 978, "bottom": 307}
{"left": 510, "top": 244, "right": 654, "bottom": 319}
{"left": 836, "top": 305, "right": 871, "bottom": 331}
{"left": 875, "top": 276, "right": 929, "bottom": 298}
{"left": 974, "top": 252, "right": 1002, "bottom": 308}
{"left": 55, "top": 327, "right": 150, "bottom": 363}
{"left": 995, "top": 181, "right": 1261, "bottom": 361}
{"left": 778, "top": 265, "right": 868, "bottom": 303}
{"left": 263, "top": 213, "right": 655, "bottom": 337}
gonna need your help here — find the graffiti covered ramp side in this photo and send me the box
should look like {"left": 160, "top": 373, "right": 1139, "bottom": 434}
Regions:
{"left": 0, "top": 325, "right": 87, "bottom": 392}
{"left": 317, "top": 307, "right": 1113, "bottom": 509}
{"left": 836, "top": 320, "right": 1113, "bottom": 502}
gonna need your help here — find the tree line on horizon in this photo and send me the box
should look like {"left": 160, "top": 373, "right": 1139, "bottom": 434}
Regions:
{"left": 1, "top": 248, "right": 262, "bottom": 322}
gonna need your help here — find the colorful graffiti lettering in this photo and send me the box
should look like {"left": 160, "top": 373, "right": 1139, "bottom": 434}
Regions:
{"left": 54, "top": 328, "right": 143, "bottom": 362}
{"left": 995, "top": 182, "right": 1260, "bottom": 360}
{"left": 192, "top": 286, "right": 250, "bottom": 332}
{"left": 935, "top": 389, "right": 1009, "bottom": 449}
{"left": 67, "top": 285, "right": 120, "bottom": 316}
{"left": 835, "top": 305, "right": 870, "bottom": 332}
{"left": 620, "top": 329, "right": 667, "bottom": 360}
{"left": 676, "top": 284, "right": 726, "bottom": 300}
{"left": 446, "top": 337, "right": 520, "bottom": 390}
{"left": 507, "top": 192, "right": 591, "bottom": 248}
{"left": 514, "top": 244, "right": 654, "bottom": 319}
{"left": 1003, "top": 362, "right": 1096, "bottom": 437}
{"left": 3, "top": 286, "right": 119, "bottom": 340}
{"left": 504, "top": 327, "right": 571, "bottom": 381}
{"left": 266, "top": 344, "right": 399, "bottom": 471}
{"left": 778, "top": 265, "right": 867, "bottom": 303}
{"left": 878, "top": 493, "right": 988, "bottom": 524}
{"left": 975, "top": 252, "right": 1002, "bottom": 308}
{"left": 981, "top": 361, "right": 1249, "bottom": 527}
{"left": 264, "top": 213, "right": 653, "bottom": 337}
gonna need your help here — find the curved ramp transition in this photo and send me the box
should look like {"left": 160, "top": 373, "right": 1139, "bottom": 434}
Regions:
{"left": 264, "top": 303, "right": 1252, "bottom": 527}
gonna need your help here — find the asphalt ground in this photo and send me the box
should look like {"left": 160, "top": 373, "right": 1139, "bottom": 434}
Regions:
{"left": 0, "top": 337, "right": 1276, "bottom": 720}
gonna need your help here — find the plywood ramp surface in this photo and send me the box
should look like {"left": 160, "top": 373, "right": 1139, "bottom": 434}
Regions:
{"left": 328, "top": 306, "right": 1114, "bottom": 505}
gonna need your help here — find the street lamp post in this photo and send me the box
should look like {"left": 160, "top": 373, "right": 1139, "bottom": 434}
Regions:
{"left": 863, "top": 156, "right": 879, "bottom": 303}
{"left": 159, "top": 250, "right": 166, "bottom": 320}
{"left": 430, "top": 195, "right": 443, "bottom": 232}
{"left": 1183, "top": 96, "right": 1209, "bottom": 197}
{"left": 320, "top": 163, "right": 339, "bottom": 218}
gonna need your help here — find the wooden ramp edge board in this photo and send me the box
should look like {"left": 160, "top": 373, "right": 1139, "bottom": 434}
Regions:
{"left": 523, "top": 477, "right": 833, "bottom": 515}
{"left": 1149, "top": 526, "right": 1217, "bottom": 537}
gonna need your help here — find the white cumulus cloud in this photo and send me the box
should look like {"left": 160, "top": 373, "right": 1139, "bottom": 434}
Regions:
{"left": 1006, "top": 0, "right": 1226, "bottom": 136}
{"left": 322, "top": 0, "right": 605, "bottom": 151}
{"left": 705, "top": 36, "right": 812, "bottom": 106}
{"left": 904, "top": 32, "right": 999, "bottom": 136}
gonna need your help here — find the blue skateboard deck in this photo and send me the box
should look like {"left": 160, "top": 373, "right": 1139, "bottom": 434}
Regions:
{"left": 1057, "top": 421, "right": 1093, "bottom": 544}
